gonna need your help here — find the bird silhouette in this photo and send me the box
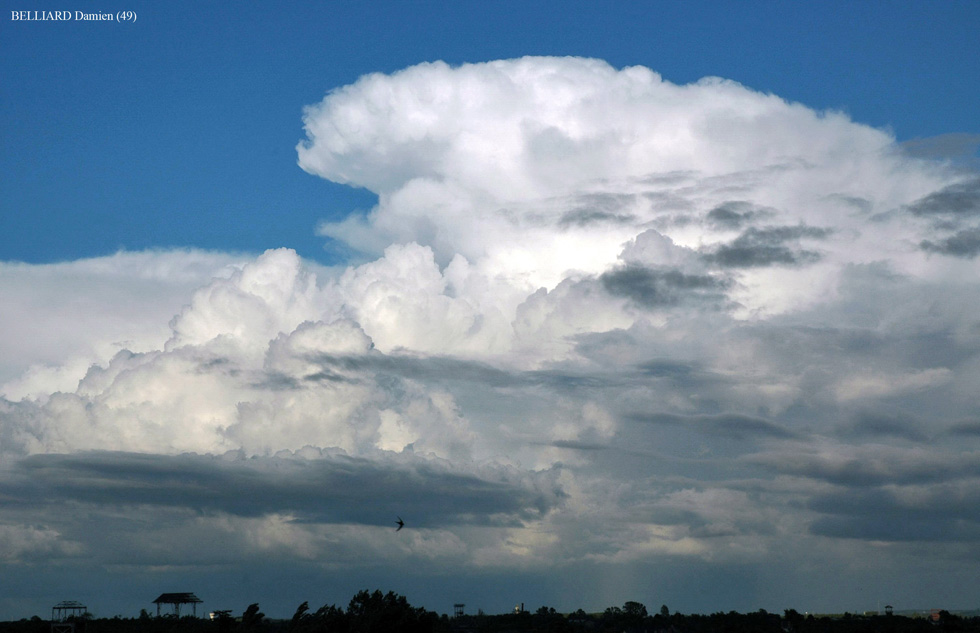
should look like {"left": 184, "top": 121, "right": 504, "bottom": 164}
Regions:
{"left": 395, "top": 516, "right": 405, "bottom": 531}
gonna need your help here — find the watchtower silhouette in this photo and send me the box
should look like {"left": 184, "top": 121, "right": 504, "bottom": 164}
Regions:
{"left": 152, "top": 593, "right": 203, "bottom": 617}
{"left": 51, "top": 601, "right": 87, "bottom": 633}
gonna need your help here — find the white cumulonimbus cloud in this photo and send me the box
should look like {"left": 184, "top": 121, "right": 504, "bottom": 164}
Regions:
{"left": 0, "top": 250, "right": 247, "bottom": 400}
{"left": 2, "top": 57, "right": 980, "bottom": 612}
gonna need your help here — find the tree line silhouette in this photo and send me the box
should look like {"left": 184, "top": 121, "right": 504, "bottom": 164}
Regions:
{"left": 3, "top": 589, "right": 978, "bottom": 633}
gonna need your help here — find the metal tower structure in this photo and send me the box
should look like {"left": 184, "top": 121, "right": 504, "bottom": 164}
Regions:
{"left": 51, "top": 601, "right": 87, "bottom": 633}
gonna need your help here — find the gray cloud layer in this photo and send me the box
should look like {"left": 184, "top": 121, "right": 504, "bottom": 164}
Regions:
{"left": 3, "top": 449, "right": 563, "bottom": 528}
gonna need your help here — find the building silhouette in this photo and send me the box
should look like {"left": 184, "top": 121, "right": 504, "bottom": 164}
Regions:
{"left": 152, "top": 593, "right": 203, "bottom": 618}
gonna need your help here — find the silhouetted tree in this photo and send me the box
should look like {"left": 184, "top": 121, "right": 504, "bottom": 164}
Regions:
{"left": 569, "top": 609, "right": 590, "bottom": 623}
{"left": 289, "top": 602, "right": 309, "bottom": 631}
{"left": 214, "top": 610, "right": 236, "bottom": 633}
{"left": 5, "top": 593, "right": 980, "bottom": 633}
{"left": 346, "top": 589, "right": 437, "bottom": 633}
{"left": 312, "top": 603, "right": 348, "bottom": 633}
{"left": 240, "top": 604, "right": 264, "bottom": 633}
{"left": 785, "top": 608, "right": 804, "bottom": 632}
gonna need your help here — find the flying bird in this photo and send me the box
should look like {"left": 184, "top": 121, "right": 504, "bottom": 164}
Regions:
{"left": 395, "top": 516, "right": 405, "bottom": 531}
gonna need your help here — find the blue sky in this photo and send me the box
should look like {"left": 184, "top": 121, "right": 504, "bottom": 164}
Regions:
{"left": 3, "top": 1, "right": 978, "bottom": 264}
{"left": 2, "top": 0, "right": 980, "bottom": 623}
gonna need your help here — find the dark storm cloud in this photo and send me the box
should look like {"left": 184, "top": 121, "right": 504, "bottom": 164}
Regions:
{"left": 645, "top": 495, "right": 780, "bottom": 540}
{"left": 600, "top": 265, "right": 729, "bottom": 308}
{"left": 194, "top": 356, "right": 237, "bottom": 374}
{"left": 643, "top": 191, "right": 697, "bottom": 214}
{"left": 836, "top": 412, "right": 930, "bottom": 443}
{"left": 747, "top": 450, "right": 980, "bottom": 487}
{"left": 568, "top": 337, "right": 739, "bottom": 397}
{"left": 705, "top": 201, "right": 775, "bottom": 230}
{"left": 809, "top": 515, "right": 980, "bottom": 542}
{"left": 255, "top": 371, "right": 304, "bottom": 390}
{"left": 638, "top": 170, "right": 699, "bottom": 186}
{"left": 905, "top": 177, "right": 980, "bottom": 217}
{"left": 549, "top": 439, "right": 611, "bottom": 451}
{"left": 302, "top": 369, "right": 352, "bottom": 384}
{"left": 702, "top": 225, "right": 831, "bottom": 268}
{"left": 308, "top": 351, "right": 612, "bottom": 393}
{"left": 559, "top": 209, "right": 636, "bottom": 227}
{"left": 311, "top": 351, "right": 522, "bottom": 388}
{"left": 920, "top": 227, "right": 980, "bottom": 258}
{"left": 0, "top": 450, "right": 564, "bottom": 528}
{"left": 559, "top": 193, "right": 638, "bottom": 227}
{"left": 569, "top": 331, "right": 716, "bottom": 380}
{"left": 637, "top": 359, "right": 701, "bottom": 380}
{"left": 252, "top": 368, "right": 354, "bottom": 391}
{"left": 740, "top": 315, "right": 973, "bottom": 382}
{"left": 807, "top": 486, "right": 980, "bottom": 542}
{"left": 625, "top": 412, "right": 797, "bottom": 440}
{"left": 945, "top": 420, "right": 980, "bottom": 437}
